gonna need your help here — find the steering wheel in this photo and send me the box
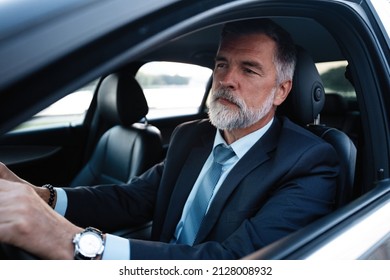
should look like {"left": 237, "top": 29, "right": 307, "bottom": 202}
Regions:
{"left": 0, "top": 243, "right": 39, "bottom": 260}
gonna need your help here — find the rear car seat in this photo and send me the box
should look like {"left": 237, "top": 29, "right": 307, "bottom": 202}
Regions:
{"left": 321, "top": 92, "right": 361, "bottom": 146}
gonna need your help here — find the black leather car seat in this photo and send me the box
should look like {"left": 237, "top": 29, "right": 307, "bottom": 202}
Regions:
{"left": 70, "top": 72, "right": 163, "bottom": 186}
{"left": 321, "top": 93, "right": 349, "bottom": 130}
{"left": 321, "top": 92, "right": 360, "bottom": 146}
{"left": 278, "top": 47, "right": 357, "bottom": 208}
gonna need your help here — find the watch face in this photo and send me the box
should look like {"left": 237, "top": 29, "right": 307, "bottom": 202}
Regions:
{"left": 79, "top": 232, "right": 103, "bottom": 257}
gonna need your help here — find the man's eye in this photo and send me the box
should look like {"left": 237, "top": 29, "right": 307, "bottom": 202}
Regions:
{"left": 244, "top": 68, "right": 256, "bottom": 74}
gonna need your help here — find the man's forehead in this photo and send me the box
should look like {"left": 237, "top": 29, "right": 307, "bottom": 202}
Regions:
{"left": 217, "top": 33, "right": 276, "bottom": 59}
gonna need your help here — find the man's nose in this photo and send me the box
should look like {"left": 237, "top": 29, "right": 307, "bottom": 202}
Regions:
{"left": 219, "top": 68, "right": 238, "bottom": 89}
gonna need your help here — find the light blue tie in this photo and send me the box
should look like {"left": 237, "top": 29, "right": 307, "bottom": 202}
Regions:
{"left": 177, "top": 144, "right": 236, "bottom": 245}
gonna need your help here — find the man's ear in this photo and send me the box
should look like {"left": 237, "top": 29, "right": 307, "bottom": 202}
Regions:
{"left": 273, "top": 80, "right": 292, "bottom": 106}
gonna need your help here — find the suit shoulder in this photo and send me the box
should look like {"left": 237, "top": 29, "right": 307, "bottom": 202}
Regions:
{"left": 167, "top": 119, "right": 215, "bottom": 149}
{"left": 177, "top": 118, "right": 212, "bottom": 129}
{"left": 173, "top": 118, "right": 214, "bottom": 136}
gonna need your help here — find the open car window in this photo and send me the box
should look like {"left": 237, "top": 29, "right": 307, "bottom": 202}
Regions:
{"left": 316, "top": 60, "right": 356, "bottom": 99}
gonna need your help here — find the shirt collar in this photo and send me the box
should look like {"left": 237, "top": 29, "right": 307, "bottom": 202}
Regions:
{"left": 213, "top": 118, "right": 274, "bottom": 159}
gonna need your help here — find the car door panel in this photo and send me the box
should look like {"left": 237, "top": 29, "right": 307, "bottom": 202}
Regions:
{"left": 0, "top": 124, "right": 87, "bottom": 186}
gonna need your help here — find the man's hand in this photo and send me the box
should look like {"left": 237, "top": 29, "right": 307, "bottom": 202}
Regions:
{"left": 0, "top": 162, "right": 58, "bottom": 208}
{"left": 0, "top": 174, "right": 82, "bottom": 259}
{"left": 0, "top": 162, "right": 34, "bottom": 186}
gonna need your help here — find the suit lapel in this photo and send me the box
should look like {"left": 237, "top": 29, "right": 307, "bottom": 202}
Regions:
{"left": 160, "top": 128, "right": 215, "bottom": 241}
{"left": 194, "top": 118, "right": 282, "bottom": 243}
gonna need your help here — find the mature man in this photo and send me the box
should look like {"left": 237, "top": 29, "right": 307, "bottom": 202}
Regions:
{"left": 0, "top": 19, "right": 339, "bottom": 260}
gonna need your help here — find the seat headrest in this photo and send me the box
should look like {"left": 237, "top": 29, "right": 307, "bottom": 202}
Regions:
{"left": 322, "top": 93, "right": 348, "bottom": 116}
{"left": 278, "top": 47, "right": 325, "bottom": 125}
{"left": 97, "top": 73, "right": 148, "bottom": 126}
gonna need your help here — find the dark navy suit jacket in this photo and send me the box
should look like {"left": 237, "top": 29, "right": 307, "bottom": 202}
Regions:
{"left": 65, "top": 116, "right": 340, "bottom": 259}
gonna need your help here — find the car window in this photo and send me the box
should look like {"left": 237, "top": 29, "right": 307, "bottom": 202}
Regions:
{"left": 135, "top": 62, "right": 212, "bottom": 119}
{"left": 14, "top": 80, "right": 97, "bottom": 131}
{"left": 316, "top": 60, "right": 356, "bottom": 99}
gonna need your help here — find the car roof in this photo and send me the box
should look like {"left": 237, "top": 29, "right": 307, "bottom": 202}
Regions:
{"left": 144, "top": 17, "right": 344, "bottom": 69}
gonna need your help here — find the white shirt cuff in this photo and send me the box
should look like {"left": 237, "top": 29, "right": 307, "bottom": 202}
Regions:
{"left": 54, "top": 187, "right": 67, "bottom": 216}
{"left": 54, "top": 188, "right": 130, "bottom": 260}
{"left": 102, "top": 234, "right": 131, "bottom": 260}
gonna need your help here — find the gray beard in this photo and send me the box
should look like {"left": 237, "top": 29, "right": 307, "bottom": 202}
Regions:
{"left": 208, "top": 87, "right": 275, "bottom": 131}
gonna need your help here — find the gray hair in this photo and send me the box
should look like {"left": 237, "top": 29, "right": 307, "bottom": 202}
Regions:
{"left": 220, "top": 19, "right": 297, "bottom": 84}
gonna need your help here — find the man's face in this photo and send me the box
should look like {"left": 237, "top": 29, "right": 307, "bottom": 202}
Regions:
{"left": 209, "top": 33, "right": 283, "bottom": 131}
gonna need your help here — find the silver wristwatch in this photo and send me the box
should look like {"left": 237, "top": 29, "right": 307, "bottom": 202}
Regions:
{"left": 73, "top": 227, "right": 105, "bottom": 260}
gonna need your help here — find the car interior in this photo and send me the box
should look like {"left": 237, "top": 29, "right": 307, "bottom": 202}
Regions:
{"left": 2, "top": 1, "right": 384, "bottom": 258}
{"left": 69, "top": 72, "right": 164, "bottom": 187}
